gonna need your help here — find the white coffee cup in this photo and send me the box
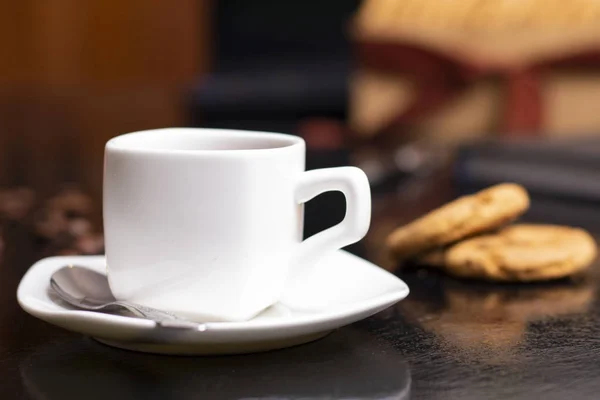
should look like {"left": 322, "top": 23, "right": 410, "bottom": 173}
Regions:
{"left": 103, "top": 128, "right": 371, "bottom": 322}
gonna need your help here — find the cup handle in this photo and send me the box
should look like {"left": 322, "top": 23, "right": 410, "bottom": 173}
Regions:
{"left": 292, "top": 166, "right": 371, "bottom": 277}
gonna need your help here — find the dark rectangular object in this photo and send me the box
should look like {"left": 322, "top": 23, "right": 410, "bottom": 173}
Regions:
{"left": 454, "top": 137, "right": 600, "bottom": 232}
{"left": 455, "top": 137, "right": 600, "bottom": 202}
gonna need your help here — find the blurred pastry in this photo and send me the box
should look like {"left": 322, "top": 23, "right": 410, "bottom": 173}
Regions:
{"left": 386, "top": 183, "right": 529, "bottom": 260}
{"left": 428, "top": 224, "right": 597, "bottom": 282}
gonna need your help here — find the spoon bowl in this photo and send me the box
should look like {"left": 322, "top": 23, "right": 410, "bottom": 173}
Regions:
{"left": 50, "top": 265, "right": 206, "bottom": 331}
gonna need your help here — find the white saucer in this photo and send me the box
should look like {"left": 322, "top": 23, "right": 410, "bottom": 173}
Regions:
{"left": 17, "top": 250, "right": 409, "bottom": 355}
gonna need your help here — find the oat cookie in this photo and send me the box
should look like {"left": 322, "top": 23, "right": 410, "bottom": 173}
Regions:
{"left": 386, "top": 183, "right": 530, "bottom": 260}
{"left": 416, "top": 248, "right": 446, "bottom": 267}
{"left": 442, "top": 224, "right": 597, "bottom": 281}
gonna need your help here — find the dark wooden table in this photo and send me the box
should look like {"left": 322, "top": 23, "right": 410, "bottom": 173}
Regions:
{"left": 2, "top": 168, "right": 600, "bottom": 399}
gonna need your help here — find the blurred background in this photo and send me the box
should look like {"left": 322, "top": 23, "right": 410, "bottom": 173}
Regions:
{"left": 3, "top": 0, "right": 600, "bottom": 256}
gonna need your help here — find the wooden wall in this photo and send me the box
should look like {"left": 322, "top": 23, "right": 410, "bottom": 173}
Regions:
{"left": 0, "top": 0, "right": 211, "bottom": 200}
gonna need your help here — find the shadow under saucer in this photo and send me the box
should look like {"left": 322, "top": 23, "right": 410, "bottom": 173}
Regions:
{"left": 20, "top": 325, "right": 411, "bottom": 400}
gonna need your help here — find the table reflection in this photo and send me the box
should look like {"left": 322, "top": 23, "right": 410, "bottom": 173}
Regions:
{"left": 20, "top": 326, "right": 411, "bottom": 400}
{"left": 396, "top": 267, "right": 595, "bottom": 364}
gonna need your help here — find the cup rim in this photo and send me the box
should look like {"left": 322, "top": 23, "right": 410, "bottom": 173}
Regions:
{"left": 105, "top": 128, "right": 305, "bottom": 156}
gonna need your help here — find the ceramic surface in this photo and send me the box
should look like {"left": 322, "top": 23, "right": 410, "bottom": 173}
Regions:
{"left": 104, "top": 128, "right": 371, "bottom": 322}
{"left": 17, "top": 251, "right": 409, "bottom": 355}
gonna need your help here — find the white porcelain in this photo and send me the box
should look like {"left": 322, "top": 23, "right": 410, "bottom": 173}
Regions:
{"left": 17, "top": 251, "right": 409, "bottom": 355}
{"left": 103, "top": 128, "right": 371, "bottom": 322}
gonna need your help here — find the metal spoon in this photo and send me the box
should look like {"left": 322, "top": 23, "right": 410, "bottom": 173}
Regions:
{"left": 50, "top": 265, "right": 206, "bottom": 331}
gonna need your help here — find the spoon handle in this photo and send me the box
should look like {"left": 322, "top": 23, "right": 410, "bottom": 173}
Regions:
{"left": 112, "top": 301, "right": 206, "bottom": 330}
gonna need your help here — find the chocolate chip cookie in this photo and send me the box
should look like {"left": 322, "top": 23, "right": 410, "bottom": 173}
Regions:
{"left": 439, "top": 224, "right": 597, "bottom": 281}
{"left": 386, "top": 183, "right": 530, "bottom": 260}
